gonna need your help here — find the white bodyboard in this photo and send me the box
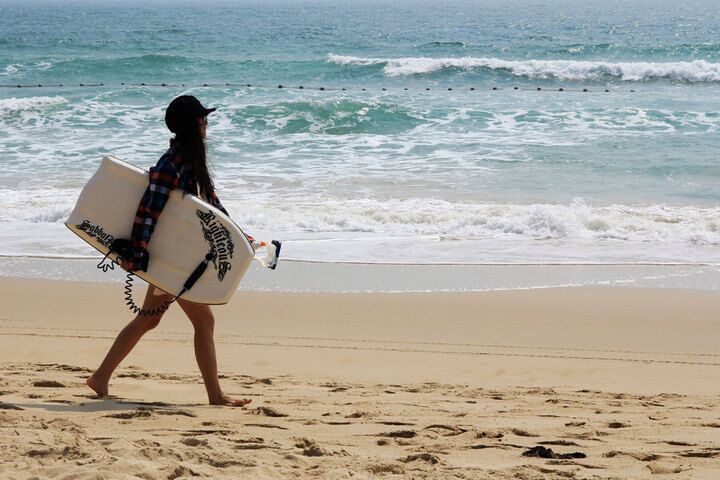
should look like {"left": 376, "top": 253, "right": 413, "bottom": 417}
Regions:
{"left": 66, "top": 155, "right": 254, "bottom": 305}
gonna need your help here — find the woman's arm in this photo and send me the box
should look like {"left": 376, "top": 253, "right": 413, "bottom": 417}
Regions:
{"left": 124, "top": 160, "right": 180, "bottom": 271}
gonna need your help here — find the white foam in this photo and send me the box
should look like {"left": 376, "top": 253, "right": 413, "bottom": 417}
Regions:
{"left": 0, "top": 96, "right": 69, "bottom": 112}
{"left": 327, "top": 55, "right": 720, "bottom": 82}
{"left": 2, "top": 64, "right": 19, "bottom": 75}
{"left": 2, "top": 193, "right": 720, "bottom": 264}
{"left": 5, "top": 185, "right": 718, "bottom": 250}
{"left": 220, "top": 197, "right": 720, "bottom": 247}
{"left": 0, "top": 187, "right": 77, "bottom": 223}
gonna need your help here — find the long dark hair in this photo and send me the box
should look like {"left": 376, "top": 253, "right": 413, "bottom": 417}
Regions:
{"left": 170, "top": 119, "right": 214, "bottom": 200}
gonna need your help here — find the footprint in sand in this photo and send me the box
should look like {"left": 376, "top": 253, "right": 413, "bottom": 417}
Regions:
{"left": 523, "top": 446, "right": 586, "bottom": 459}
{"left": 607, "top": 421, "right": 630, "bottom": 428}
{"left": 26, "top": 445, "right": 89, "bottom": 460}
{"left": 469, "top": 444, "right": 509, "bottom": 450}
{"left": 604, "top": 451, "right": 662, "bottom": 461}
{"left": 368, "top": 463, "right": 405, "bottom": 474}
{"left": 245, "top": 423, "right": 289, "bottom": 430}
{"left": 346, "top": 411, "right": 369, "bottom": 419}
{"left": 399, "top": 453, "right": 440, "bottom": 465}
{"left": 295, "top": 438, "right": 328, "bottom": 457}
{"left": 32, "top": 380, "right": 66, "bottom": 388}
{"left": 233, "top": 437, "right": 264, "bottom": 444}
{"left": 539, "top": 440, "right": 582, "bottom": 447}
{"left": 155, "top": 409, "right": 197, "bottom": 418}
{"left": 168, "top": 465, "right": 200, "bottom": 478}
{"left": 116, "top": 372, "right": 150, "bottom": 379}
{"left": 117, "top": 400, "right": 171, "bottom": 407}
{"left": 663, "top": 440, "right": 695, "bottom": 446}
{"left": 207, "top": 458, "right": 255, "bottom": 468}
{"left": 231, "top": 437, "right": 269, "bottom": 450}
{"left": 679, "top": 448, "right": 720, "bottom": 458}
{"left": 252, "top": 406, "right": 288, "bottom": 417}
{"left": 423, "top": 424, "right": 468, "bottom": 436}
{"left": 567, "top": 431, "right": 607, "bottom": 442}
{"left": 379, "top": 430, "right": 417, "bottom": 439}
{"left": 647, "top": 463, "right": 692, "bottom": 474}
{"left": 180, "top": 437, "right": 208, "bottom": 447}
{"left": 565, "top": 421, "right": 586, "bottom": 427}
{"left": 104, "top": 408, "right": 153, "bottom": 419}
{"left": 36, "top": 363, "right": 91, "bottom": 373}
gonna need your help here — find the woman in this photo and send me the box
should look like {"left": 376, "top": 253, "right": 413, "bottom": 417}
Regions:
{"left": 86, "top": 95, "right": 252, "bottom": 407}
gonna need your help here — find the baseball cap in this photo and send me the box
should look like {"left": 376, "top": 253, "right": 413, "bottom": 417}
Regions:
{"left": 165, "top": 95, "right": 216, "bottom": 133}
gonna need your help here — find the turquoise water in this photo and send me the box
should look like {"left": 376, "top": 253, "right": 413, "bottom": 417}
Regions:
{"left": 1, "top": 0, "right": 719, "bottom": 265}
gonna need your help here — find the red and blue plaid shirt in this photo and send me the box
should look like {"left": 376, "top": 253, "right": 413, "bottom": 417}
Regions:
{"left": 127, "top": 145, "right": 230, "bottom": 271}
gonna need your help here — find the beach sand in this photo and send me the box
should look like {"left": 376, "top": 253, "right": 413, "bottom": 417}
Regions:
{"left": 0, "top": 277, "right": 718, "bottom": 479}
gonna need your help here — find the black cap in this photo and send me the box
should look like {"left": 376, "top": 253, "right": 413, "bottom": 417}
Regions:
{"left": 165, "top": 95, "right": 216, "bottom": 133}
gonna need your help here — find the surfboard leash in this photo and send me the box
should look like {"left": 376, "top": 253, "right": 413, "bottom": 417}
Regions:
{"left": 122, "top": 272, "right": 178, "bottom": 317}
{"left": 96, "top": 249, "right": 177, "bottom": 317}
{"left": 97, "top": 243, "right": 217, "bottom": 317}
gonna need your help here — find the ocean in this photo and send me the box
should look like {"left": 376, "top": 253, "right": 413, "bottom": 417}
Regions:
{"left": 1, "top": 0, "right": 719, "bottom": 269}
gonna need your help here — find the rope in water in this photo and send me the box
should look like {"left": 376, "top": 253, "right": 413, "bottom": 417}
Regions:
{"left": 0, "top": 82, "right": 637, "bottom": 93}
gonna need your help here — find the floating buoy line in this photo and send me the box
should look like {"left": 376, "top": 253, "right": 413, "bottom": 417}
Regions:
{"left": 0, "top": 82, "right": 637, "bottom": 93}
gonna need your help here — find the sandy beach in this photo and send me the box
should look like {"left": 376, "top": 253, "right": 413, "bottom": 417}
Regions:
{"left": 0, "top": 277, "right": 718, "bottom": 479}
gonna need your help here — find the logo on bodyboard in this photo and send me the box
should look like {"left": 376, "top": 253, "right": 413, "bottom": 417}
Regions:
{"left": 77, "top": 220, "right": 114, "bottom": 248}
{"left": 196, "top": 209, "right": 235, "bottom": 281}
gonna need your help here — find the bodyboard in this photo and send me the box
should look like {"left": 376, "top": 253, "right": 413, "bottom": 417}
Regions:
{"left": 66, "top": 155, "right": 254, "bottom": 304}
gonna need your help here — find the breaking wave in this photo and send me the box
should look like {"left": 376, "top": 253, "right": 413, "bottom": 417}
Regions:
{"left": 327, "top": 55, "right": 720, "bottom": 82}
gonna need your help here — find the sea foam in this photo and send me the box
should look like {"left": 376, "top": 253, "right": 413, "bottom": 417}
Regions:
{"left": 0, "top": 96, "right": 69, "bottom": 113}
{"left": 328, "top": 55, "right": 720, "bottom": 82}
{"left": 6, "top": 191, "right": 718, "bottom": 249}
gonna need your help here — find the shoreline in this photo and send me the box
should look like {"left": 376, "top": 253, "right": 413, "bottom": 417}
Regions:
{"left": 3, "top": 252, "right": 719, "bottom": 266}
{"left": 1, "top": 257, "right": 719, "bottom": 293}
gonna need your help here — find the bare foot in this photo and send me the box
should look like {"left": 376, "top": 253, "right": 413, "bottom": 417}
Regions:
{"left": 210, "top": 394, "right": 252, "bottom": 407}
{"left": 86, "top": 374, "right": 109, "bottom": 397}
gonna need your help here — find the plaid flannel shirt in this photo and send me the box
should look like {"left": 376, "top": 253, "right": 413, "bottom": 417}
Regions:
{"left": 127, "top": 146, "right": 230, "bottom": 271}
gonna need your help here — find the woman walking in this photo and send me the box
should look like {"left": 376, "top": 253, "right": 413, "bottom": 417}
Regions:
{"left": 86, "top": 95, "right": 252, "bottom": 407}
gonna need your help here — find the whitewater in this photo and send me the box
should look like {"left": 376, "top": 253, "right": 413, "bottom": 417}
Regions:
{"left": 327, "top": 55, "right": 720, "bottom": 82}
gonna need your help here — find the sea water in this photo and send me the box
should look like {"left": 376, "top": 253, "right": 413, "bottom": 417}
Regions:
{"left": 1, "top": 0, "right": 719, "bottom": 274}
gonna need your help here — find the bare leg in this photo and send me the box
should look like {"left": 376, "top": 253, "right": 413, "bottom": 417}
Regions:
{"left": 177, "top": 299, "right": 252, "bottom": 407}
{"left": 86, "top": 285, "right": 172, "bottom": 397}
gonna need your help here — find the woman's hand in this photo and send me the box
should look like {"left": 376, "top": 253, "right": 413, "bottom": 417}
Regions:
{"left": 119, "top": 259, "right": 136, "bottom": 272}
{"left": 117, "top": 254, "right": 145, "bottom": 272}
{"left": 112, "top": 245, "right": 149, "bottom": 273}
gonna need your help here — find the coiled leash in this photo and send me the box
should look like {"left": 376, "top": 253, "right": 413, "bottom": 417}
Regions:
{"left": 97, "top": 239, "right": 216, "bottom": 316}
